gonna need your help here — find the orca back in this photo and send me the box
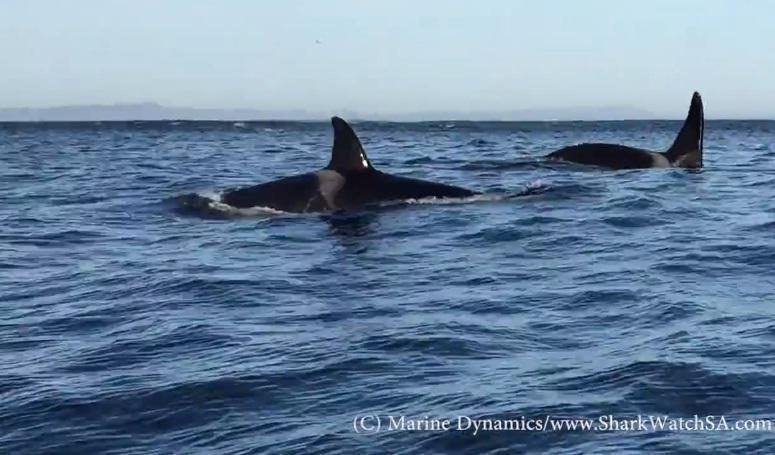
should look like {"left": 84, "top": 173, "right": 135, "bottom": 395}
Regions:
{"left": 547, "top": 143, "right": 656, "bottom": 169}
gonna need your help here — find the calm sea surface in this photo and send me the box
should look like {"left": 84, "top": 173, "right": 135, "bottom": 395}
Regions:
{"left": 2, "top": 120, "right": 775, "bottom": 454}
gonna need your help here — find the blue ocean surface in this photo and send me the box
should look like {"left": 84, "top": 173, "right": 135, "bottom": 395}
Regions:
{"left": 2, "top": 119, "right": 775, "bottom": 454}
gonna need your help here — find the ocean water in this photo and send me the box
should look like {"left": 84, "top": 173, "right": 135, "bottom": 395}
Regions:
{"left": 1, "top": 119, "right": 775, "bottom": 454}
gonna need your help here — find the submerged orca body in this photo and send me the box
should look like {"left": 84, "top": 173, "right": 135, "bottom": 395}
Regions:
{"left": 546, "top": 92, "right": 704, "bottom": 170}
{"left": 215, "top": 117, "right": 476, "bottom": 213}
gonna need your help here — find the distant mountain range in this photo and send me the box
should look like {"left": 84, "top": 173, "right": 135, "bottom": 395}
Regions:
{"left": 0, "top": 103, "right": 315, "bottom": 122}
{"left": 0, "top": 102, "right": 665, "bottom": 122}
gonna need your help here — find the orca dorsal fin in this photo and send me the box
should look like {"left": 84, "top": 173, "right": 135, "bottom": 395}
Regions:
{"left": 665, "top": 91, "right": 704, "bottom": 168}
{"left": 327, "top": 116, "right": 372, "bottom": 172}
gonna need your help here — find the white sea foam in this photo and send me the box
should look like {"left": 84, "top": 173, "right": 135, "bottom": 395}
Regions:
{"left": 393, "top": 180, "right": 548, "bottom": 207}
{"left": 524, "top": 179, "right": 546, "bottom": 192}
{"left": 385, "top": 193, "right": 503, "bottom": 207}
{"left": 189, "top": 191, "right": 290, "bottom": 216}
{"left": 209, "top": 200, "right": 288, "bottom": 216}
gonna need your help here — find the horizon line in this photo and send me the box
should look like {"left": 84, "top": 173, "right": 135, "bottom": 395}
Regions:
{"left": 2, "top": 118, "right": 774, "bottom": 123}
{"left": 1, "top": 102, "right": 773, "bottom": 122}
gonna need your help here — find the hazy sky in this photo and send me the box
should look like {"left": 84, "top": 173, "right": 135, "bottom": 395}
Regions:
{"left": 1, "top": 0, "right": 773, "bottom": 117}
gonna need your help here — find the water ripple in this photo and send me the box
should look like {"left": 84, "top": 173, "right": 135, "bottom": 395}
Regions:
{"left": 1, "top": 120, "right": 774, "bottom": 453}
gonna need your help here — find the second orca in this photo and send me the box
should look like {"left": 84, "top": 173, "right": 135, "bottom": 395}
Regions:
{"left": 546, "top": 91, "right": 704, "bottom": 170}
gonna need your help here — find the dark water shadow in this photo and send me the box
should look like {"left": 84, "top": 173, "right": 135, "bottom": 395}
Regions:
{"left": 322, "top": 211, "right": 380, "bottom": 238}
{"left": 320, "top": 211, "right": 382, "bottom": 255}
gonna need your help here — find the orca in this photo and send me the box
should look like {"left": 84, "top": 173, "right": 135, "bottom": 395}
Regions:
{"left": 183, "top": 117, "right": 477, "bottom": 214}
{"left": 546, "top": 92, "right": 704, "bottom": 170}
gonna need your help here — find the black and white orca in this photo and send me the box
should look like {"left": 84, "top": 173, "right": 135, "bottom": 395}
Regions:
{"left": 179, "top": 117, "right": 477, "bottom": 214}
{"left": 546, "top": 92, "right": 704, "bottom": 170}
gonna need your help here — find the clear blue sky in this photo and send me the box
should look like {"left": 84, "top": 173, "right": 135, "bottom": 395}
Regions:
{"left": 1, "top": 0, "right": 772, "bottom": 117}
